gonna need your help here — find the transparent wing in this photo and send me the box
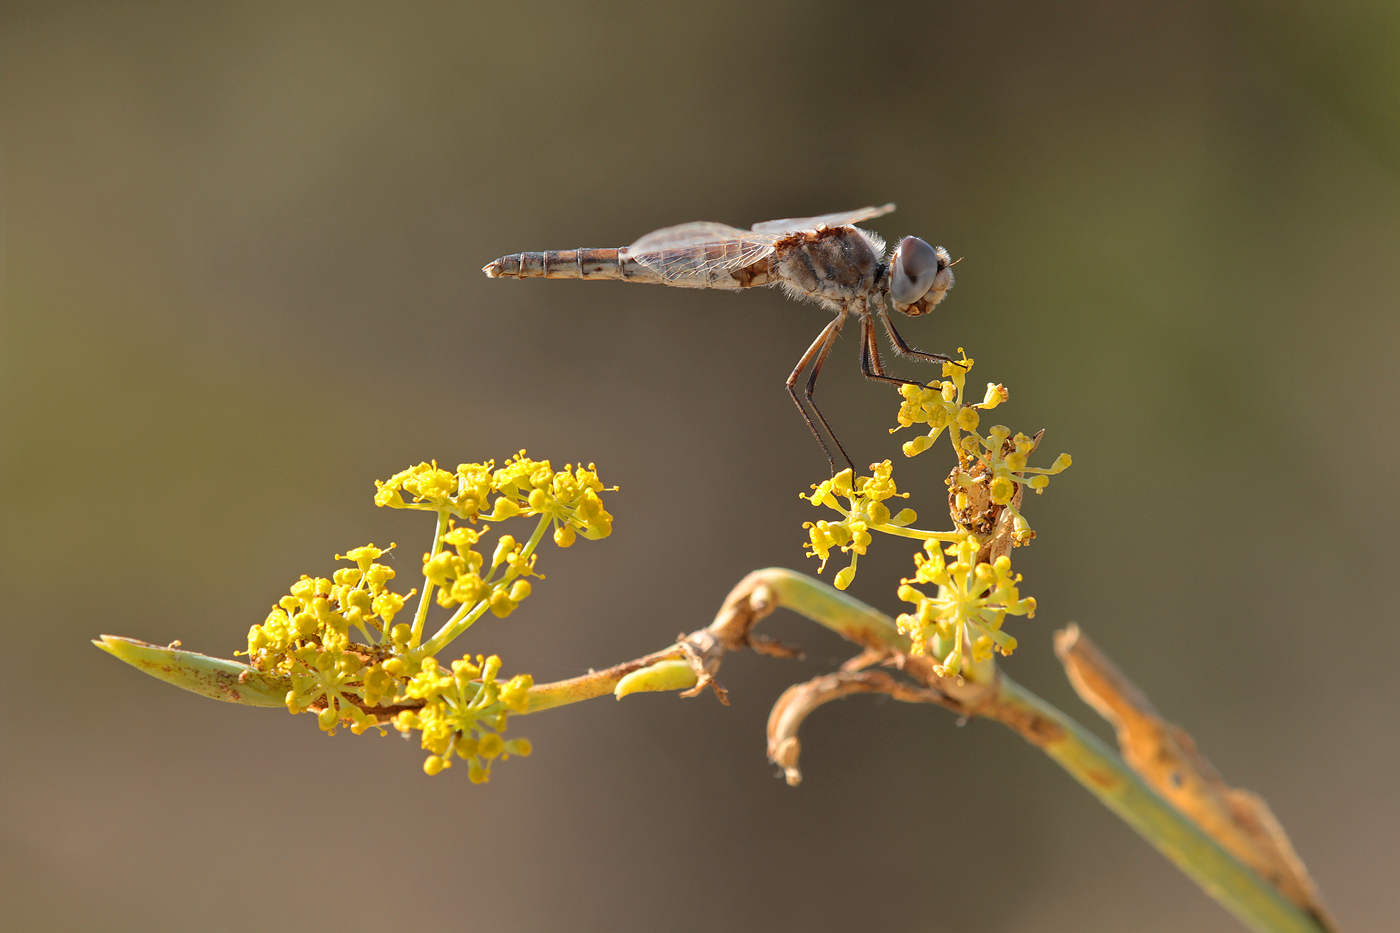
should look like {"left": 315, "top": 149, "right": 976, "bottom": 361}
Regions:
{"left": 629, "top": 221, "right": 757, "bottom": 253}
{"left": 627, "top": 221, "right": 779, "bottom": 285}
{"left": 749, "top": 203, "right": 896, "bottom": 235}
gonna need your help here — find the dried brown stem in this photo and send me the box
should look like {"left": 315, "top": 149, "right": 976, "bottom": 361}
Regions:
{"left": 766, "top": 670, "right": 956, "bottom": 785}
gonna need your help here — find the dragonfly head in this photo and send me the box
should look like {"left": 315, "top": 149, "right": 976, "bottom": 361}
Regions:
{"left": 889, "top": 236, "right": 953, "bottom": 311}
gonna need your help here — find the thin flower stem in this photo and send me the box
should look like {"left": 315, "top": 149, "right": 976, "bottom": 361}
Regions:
{"left": 420, "top": 596, "right": 491, "bottom": 660}
{"left": 418, "top": 515, "right": 554, "bottom": 659}
{"left": 870, "top": 524, "right": 965, "bottom": 542}
{"left": 410, "top": 509, "right": 448, "bottom": 648}
{"left": 517, "top": 513, "right": 552, "bottom": 564}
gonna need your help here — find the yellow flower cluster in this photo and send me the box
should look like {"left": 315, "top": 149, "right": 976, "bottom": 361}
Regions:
{"left": 803, "top": 461, "right": 929, "bottom": 590}
{"left": 803, "top": 357, "right": 1070, "bottom": 681}
{"left": 896, "top": 538, "right": 1036, "bottom": 679}
{"left": 892, "top": 357, "right": 1070, "bottom": 545}
{"left": 375, "top": 452, "right": 612, "bottom": 545}
{"left": 239, "top": 453, "right": 613, "bottom": 777}
{"left": 892, "top": 354, "right": 1006, "bottom": 458}
{"left": 393, "top": 653, "right": 534, "bottom": 779}
{"left": 246, "top": 544, "right": 405, "bottom": 673}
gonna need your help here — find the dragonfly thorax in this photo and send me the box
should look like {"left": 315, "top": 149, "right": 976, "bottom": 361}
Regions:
{"left": 770, "top": 225, "right": 887, "bottom": 312}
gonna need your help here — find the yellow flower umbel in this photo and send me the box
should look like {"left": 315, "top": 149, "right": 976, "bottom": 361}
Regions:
{"left": 393, "top": 653, "right": 534, "bottom": 780}
{"left": 896, "top": 538, "right": 1036, "bottom": 681}
{"left": 241, "top": 452, "right": 613, "bottom": 776}
{"left": 892, "top": 353, "right": 1005, "bottom": 459}
{"left": 803, "top": 461, "right": 962, "bottom": 590}
{"left": 804, "top": 356, "right": 1070, "bottom": 682}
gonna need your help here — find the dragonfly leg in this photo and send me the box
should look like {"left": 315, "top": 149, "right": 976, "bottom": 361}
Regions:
{"left": 787, "top": 311, "right": 855, "bottom": 476}
{"left": 876, "top": 305, "right": 960, "bottom": 370}
{"left": 859, "top": 311, "right": 925, "bottom": 391}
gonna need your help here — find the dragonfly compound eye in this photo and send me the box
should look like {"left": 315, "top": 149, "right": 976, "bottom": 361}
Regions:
{"left": 889, "top": 236, "right": 948, "bottom": 305}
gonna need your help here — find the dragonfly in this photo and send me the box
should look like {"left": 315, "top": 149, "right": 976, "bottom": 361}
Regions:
{"left": 482, "top": 203, "right": 958, "bottom": 473}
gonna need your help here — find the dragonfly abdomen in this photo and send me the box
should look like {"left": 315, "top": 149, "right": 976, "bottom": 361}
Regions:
{"left": 482, "top": 249, "right": 662, "bottom": 283}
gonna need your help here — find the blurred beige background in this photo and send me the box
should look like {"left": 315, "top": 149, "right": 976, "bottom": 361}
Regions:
{"left": 2, "top": 1, "right": 1396, "bottom": 930}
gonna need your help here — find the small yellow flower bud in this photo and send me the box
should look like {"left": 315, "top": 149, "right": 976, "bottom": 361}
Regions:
{"left": 292, "top": 612, "right": 317, "bottom": 638}
{"left": 425, "top": 551, "right": 458, "bottom": 587}
{"left": 345, "top": 545, "right": 384, "bottom": 569}
{"left": 450, "top": 573, "right": 485, "bottom": 605}
{"left": 956, "top": 407, "right": 980, "bottom": 431}
{"left": 980, "top": 383, "right": 1008, "bottom": 408}
{"left": 478, "top": 733, "right": 505, "bottom": 759}
{"left": 834, "top": 566, "right": 856, "bottom": 590}
{"left": 344, "top": 588, "right": 372, "bottom": 615}
{"left": 365, "top": 563, "right": 396, "bottom": 590}
{"left": 554, "top": 524, "right": 576, "bottom": 547}
{"left": 489, "top": 589, "right": 515, "bottom": 617}
{"left": 317, "top": 706, "right": 339, "bottom": 731}
{"left": 482, "top": 655, "right": 502, "bottom": 683}
{"left": 374, "top": 591, "right": 406, "bottom": 625}
{"left": 424, "top": 755, "right": 446, "bottom": 775}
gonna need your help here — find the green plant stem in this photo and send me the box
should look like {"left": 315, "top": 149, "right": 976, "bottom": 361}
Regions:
{"left": 990, "top": 674, "right": 1324, "bottom": 933}
{"left": 94, "top": 567, "right": 1329, "bottom": 933}
{"left": 520, "top": 646, "right": 688, "bottom": 714}
{"left": 741, "top": 567, "right": 1325, "bottom": 933}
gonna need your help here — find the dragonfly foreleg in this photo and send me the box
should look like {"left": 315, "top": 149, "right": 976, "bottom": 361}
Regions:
{"left": 787, "top": 311, "right": 855, "bottom": 476}
{"left": 876, "top": 305, "right": 957, "bottom": 368}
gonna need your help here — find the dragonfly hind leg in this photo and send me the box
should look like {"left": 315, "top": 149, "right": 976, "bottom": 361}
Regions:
{"left": 859, "top": 312, "right": 927, "bottom": 391}
{"left": 787, "top": 311, "right": 856, "bottom": 477}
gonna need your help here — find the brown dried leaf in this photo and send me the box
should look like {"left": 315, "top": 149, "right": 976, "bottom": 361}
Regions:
{"left": 1054, "top": 625, "right": 1338, "bottom": 932}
